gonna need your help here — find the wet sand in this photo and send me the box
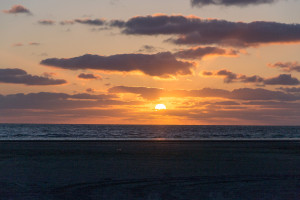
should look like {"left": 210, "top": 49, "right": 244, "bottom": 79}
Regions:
{"left": 0, "top": 140, "right": 300, "bottom": 199}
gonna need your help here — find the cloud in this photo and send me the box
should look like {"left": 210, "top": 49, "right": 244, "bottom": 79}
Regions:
{"left": 278, "top": 87, "right": 300, "bottom": 93}
{"left": 264, "top": 74, "right": 300, "bottom": 85}
{"left": 113, "top": 14, "right": 300, "bottom": 47}
{"left": 41, "top": 53, "right": 195, "bottom": 78}
{"left": 38, "top": 19, "right": 55, "bottom": 25}
{"left": 214, "top": 69, "right": 239, "bottom": 83}
{"left": 269, "top": 62, "right": 300, "bottom": 72}
{"left": 74, "top": 18, "right": 106, "bottom": 26}
{"left": 78, "top": 73, "right": 102, "bottom": 80}
{"left": 202, "top": 69, "right": 300, "bottom": 85}
{"left": 59, "top": 18, "right": 106, "bottom": 26}
{"left": 0, "top": 68, "right": 67, "bottom": 85}
{"left": 191, "top": 0, "right": 277, "bottom": 7}
{"left": 2, "top": 5, "right": 31, "bottom": 14}
{"left": 174, "top": 46, "right": 239, "bottom": 59}
{"left": 202, "top": 71, "right": 213, "bottom": 76}
{"left": 109, "top": 86, "right": 300, "bottom": 101}
{"left": 63, "top": 46, "right": 234, "bottom": 65}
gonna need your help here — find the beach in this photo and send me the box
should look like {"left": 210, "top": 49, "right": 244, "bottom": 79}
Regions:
{"left": 0, "top": 140, "right": 300, "bottom": 199}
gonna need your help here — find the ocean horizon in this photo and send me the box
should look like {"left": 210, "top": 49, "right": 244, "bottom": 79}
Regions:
{"left": 1, "top": 124, "right": 299, "bottom": 140}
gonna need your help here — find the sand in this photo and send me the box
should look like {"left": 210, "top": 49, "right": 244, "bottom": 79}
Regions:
{"left": 0, "top": 140, "right": 300, "bottom": 199}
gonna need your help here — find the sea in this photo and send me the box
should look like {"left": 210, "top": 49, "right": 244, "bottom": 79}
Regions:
{"left": 0, "top": 124, "right": 299, "bottom": 140}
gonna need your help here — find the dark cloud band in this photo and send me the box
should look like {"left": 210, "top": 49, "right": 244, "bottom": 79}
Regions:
{"left": 41, "top": 53, "right": 195, "bottom": 78}
{"left": 112, "top": 14, "right": 300, "bottom": 47}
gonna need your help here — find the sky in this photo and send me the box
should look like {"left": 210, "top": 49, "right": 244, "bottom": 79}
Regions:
{"left": 1, "top": 0, "right": 300, "bottom": 125}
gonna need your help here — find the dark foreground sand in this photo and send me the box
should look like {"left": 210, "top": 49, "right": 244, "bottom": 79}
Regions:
{"left": 0, "top": 140, "right": 300, "bottom": 200}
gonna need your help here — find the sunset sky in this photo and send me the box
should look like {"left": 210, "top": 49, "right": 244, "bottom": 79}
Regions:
{"left": 1, "top": 0, "right": 300, "bottom": 125}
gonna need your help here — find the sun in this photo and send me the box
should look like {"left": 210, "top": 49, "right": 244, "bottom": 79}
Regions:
{"left": 155, "top": 104, "right": 166, "bottom": 110}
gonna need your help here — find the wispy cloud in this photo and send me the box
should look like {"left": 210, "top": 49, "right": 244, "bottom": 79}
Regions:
{"left": 38, "top": 19, "right": 55, "bottom": 25}
{"left": 78, "top": 73, "right": 102, "bottom": 80}
{"left": 60, "top": 18, "right": 106, "bottom": 26}
{"left": 137, "top": 45, "right": 161, "bottom": 53}
{"left": 174, "top": 46, "right": 239, "bottom": 59}
{"left": 12, "top": 43, "right": 23, "bottom": 47}
{"left": 74, "top": 18, "right": 106, "bottom": 26}
{"left": 12, "top": 42, "right": 40, "bottom": 47}
{"left": 28, "top": 42, "right": 41, "bottom": 46}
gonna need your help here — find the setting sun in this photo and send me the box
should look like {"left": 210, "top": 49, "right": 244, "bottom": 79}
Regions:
{"left": 155, "top": 104, "right": 167, "bottom": 110}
